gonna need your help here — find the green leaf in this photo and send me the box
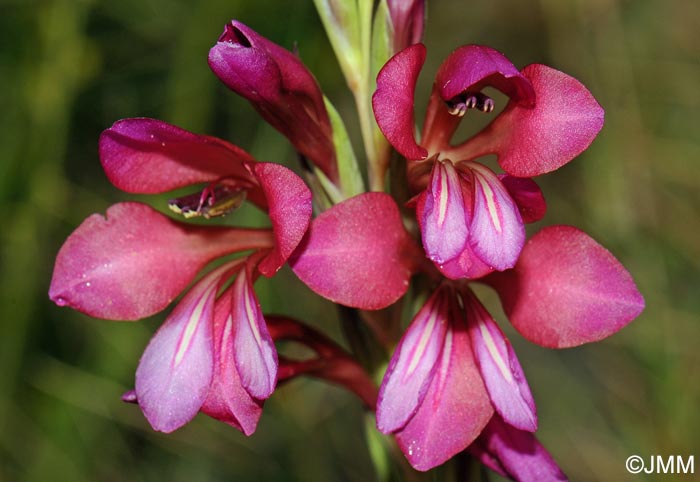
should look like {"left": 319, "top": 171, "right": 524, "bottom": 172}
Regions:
{"left": 324, "top": 96, "right": 365, "bottom": 199}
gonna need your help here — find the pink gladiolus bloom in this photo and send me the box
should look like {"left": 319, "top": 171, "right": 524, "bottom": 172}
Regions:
{"left": 376, "top": 226, "right": 644, "bottom": 471}
{"left": 49, "top": 118, "right": 312, "bottom": 433}
{"left": 373, "top": 44, "right": 603, "bottom": 279}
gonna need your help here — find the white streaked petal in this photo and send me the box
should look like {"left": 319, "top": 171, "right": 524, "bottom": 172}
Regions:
{"left": 376, "top": 288, "right": 450, "bottom": 433}
{"left": 464, "top": 162, "right": 525, "bottom": 270}
{"left": 463, "top": 289, "right": 537, "bottom": 432}
{"left": 231, "top": 269, "right": 278, "bottom": 400}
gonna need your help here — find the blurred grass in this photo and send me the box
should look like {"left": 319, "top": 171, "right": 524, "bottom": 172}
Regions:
{"left": 0, "top": 0, "right": 698, "bottom": 481}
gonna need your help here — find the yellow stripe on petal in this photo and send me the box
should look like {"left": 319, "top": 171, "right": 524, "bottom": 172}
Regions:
{"left": 405, "top": 309, "right": 441, "bottom": 377}
{"left": 477, "top": 315, "right": 512, "bottom": 382}
{"left": 174, "top": 283, "right": 216, "bottom": 367}
{"left": 243, "top": 277, "right": 263, "bottom": 348}
{"left": 437, "top": 165, "right": 449, "bottom": 226}
{"left": 475, "top": 172, "right": 502, "bottom": 233}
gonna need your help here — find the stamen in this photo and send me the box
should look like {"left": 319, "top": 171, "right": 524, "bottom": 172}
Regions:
{"left": 169, "top": 185, "right": 246, "bottom": 219}
{"left": 446, "top": 92, "right": 495, "bottom": 116}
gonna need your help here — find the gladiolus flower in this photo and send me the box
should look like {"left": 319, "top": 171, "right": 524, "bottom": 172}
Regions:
{"left": 373, "top": 44, "right": 603, "bottom": 279}
{"left": 49, "top": 118, "right": 312, "bottom": 433}
{"left": 376, "top": 226, "right": 644, "bottom": 471}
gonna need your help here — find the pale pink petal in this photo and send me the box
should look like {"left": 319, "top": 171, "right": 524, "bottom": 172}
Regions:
{"left": 436, "top": 45, "right": 535, "bottom": 107}
{"left": 488, "top": 225, "right": 645, "bottom": 348}
{"left": 231, "top": 266, "right": 278, "bottom": 399}
{"left": 471, "top": 416, "right": 568, "bottom": 481}
{"left": 49, "top": 202, "right": 274, "bottom": 320}
{"left": 99, "top": 118, "right": 255, "bottom": 194}
{"left": 415, "top": 188, "right": 494, "bottom": 280}
{"left": 372, "top": 44, "right": 428, "bottom": 160}
{"left": 421, "top": 161, "right": 470, "bottom": 264}
{"left": 253, "top": 163, "right": 312, "bottom": 277}
{"left": 134, "top": 265, "right": 230, "bottom": 432}
{"left": 201, "top": 285, "right": 264, "bottom": 435}
{"left": 290, "top": 193, "right": 417, "bottom": 310}
{"left": 452, "top": 65, "right": 604, "bottom": 177}
{"left": 394, "top": 300, "right": 494, "bottom": 471}
{"left": 498, "top": 175, "right": 547, "bottom": 224}
{"left": 464, "top": 162, "right": 525, "bottom": 271}
{"left": 377, "top": 288, "right": 449, "bottom": 433}
{"left": 462, "top": 289, "right": 537, "bottom": 432}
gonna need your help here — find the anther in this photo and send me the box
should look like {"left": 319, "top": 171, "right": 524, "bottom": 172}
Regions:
{"left": 446, "top": 92, "right": 495, "bottom": 116}
{"left": 169, "top": 185, "right": 246, "bottom": 219}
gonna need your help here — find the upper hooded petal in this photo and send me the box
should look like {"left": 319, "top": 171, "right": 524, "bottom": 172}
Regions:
{"left": 470, "top": 416, "right": 568, "bottom": 481}
{"left": 436, "top": 45, "right": 535, "bottom": 108}
{"left": 231, "top": 262, "right": 278, "bottom": 400}
{"left": 99, "top": 118, "right": 255, "bottom": 194}
{"left": 487, "top": 225, "right": 645, "bottom": 348}
{"left": 201, "top": 283, "right": 264, "bottom": 435}
{"left": 394, "top": 298, "right": 494, "bottom": 471}
{"left": 377, "top": 288, "right": 449, "bottom": 433}
{"left": 209, "top": 21, "right": 337, "bottom": 181}
{"left": 133, "top": 264, "right": 232, "bottom": 432}
{"left": 450, "top": 64, "right": 604, "bottom": 177}
{"left": 253, "top": 163, "right": 312, "bottom": 277}
{"left": 462, "top": 289, "right": 537, "bottom": 432}
{"left": 372, "top": 44, "right": 428, "bottom": 160}
{"left": 290, "top": 193, "right": 418, "bottom": 310}
{"left": 49, "top": 202, "right": 274, "bottom": 320}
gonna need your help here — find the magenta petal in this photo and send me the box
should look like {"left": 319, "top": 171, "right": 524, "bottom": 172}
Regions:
{"left": 201, "top": 286, "right": 263, "bottom": 435}
{"left": 498, "top": 175, "right": 546, "bottom": 224}
{"left": 463, "top": 289, "right": 537, "bottom": 432}
{"left": 209, "top": 21, "right": 337, "bottom": 181}
{"left": 253, "top": 163, "right": 312, "bottom": 277}
{"left": 436, "top": 45, "right": 535, "bottom": 106}
{"left": 394, "top": 301, "right": 494, "bottom": 471}
{"left": 372, "top": 44, "right": 428, "bottom": 160}
{"left": 231, "top": 267, "right": 278, "bottom": 400}
{"left": 465, "top": 163, "right": 525, "bottom": 271}
{"left": 377, "top": 289, "right": 449, "bottom": 433}
{"left": 421, "top": 161, "right": 470, "bottom": 265}
{"left": 489, "top": 226, "right": 645, "bottom": 348}
{"left": 99, "top": 118, "right": 254, "bottom": 194}
{"left": 49, "top": 202, "right": 274, "bottom": 320}
{"left": 290, "top": 193, "right": 416, "bottom": 310}
{"left": 485, "top": 64, "right": 604, "bottom": 177}
{"left": 471, "top": 416, "right": 568, "bottom": 481}
{"left": 134, "top": 267, "right": 227, "bottom": 433}
{"left": 436, "top": 245, "right": 495, "bottom": 280}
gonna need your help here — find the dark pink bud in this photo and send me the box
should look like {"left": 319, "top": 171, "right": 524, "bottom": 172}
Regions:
{"left": 387, "top": 0, "right": 425, "bottom": 51}
{"left": 209, "top": 21, "right": 338, "bottom": 182}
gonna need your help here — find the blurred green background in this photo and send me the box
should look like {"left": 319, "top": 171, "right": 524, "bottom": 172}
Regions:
{"left": 1, "top": 0, "right": 698, "bottom": 481}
